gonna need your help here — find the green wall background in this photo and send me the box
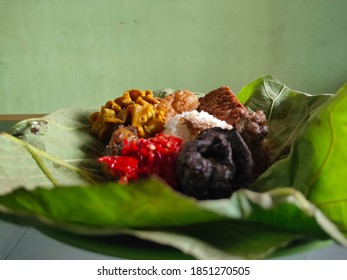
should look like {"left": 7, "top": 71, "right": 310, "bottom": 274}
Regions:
{"left": 1, "top": 0, "right": 347, "bottom": 114}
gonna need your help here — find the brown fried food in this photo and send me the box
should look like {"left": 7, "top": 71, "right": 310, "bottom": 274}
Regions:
{"left": 110, "top": 125, "right": 138, "bottom": 147}
{"left": 198, "top": 86, "right": 269, "bottom": 143}
{"left": 90, "top": 89, "right": 166, "bottom": 140}
{"left": 105, "top": 125, "right": 139, "bottom": 155}
{"left": 157, "top": 90, "right": 200, "bottom": 120}
{"left": 197, "top": 86, "right": 245, "bottom": 123}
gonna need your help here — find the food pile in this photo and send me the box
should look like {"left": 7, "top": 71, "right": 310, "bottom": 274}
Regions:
{"left": 90, "top": 87, "right": 270, "bottom": 199}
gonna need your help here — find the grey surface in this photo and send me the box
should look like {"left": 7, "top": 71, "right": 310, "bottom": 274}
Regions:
{"left": 0, "top": 221, "right": 27, "bottom": 260}
{"left": 0, "top": 220, "right": 115, "bottom": 260}
{"left": 1, "top": 219, "right": 347, "bottom": 260}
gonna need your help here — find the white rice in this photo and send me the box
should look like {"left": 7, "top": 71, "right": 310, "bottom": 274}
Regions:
{"left": 164, "top": 110, "right": 233, "bottom": 142}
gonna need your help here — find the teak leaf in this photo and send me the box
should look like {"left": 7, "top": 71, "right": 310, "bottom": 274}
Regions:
{"left": 0, "top": 108, "right": 105, "bottom": 195}
{"left": 0, "top": 77, "right": 345, "bottom": 259}
{"left": 252, "top": 82, "right": 347, "bottom": 232}
{"left": 237, "top": 76, "right": 333, "bottom": 161}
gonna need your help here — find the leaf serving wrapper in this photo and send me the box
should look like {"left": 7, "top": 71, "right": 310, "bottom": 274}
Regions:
{"left": 0, "top": 75, "right": 346, "bottom": 260}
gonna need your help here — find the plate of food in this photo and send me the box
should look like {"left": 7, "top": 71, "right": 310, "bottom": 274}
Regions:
{"left": 0, "top": 75, "right": 346, "bottom": 259}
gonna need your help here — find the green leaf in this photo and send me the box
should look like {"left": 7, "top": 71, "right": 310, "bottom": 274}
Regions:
{"left": 252, "top": 82, "right": 347, "bottom": 233}
{"left": 0, "top": 178, "right": 222, "bottom": 228}
{"left": 237, "top": 75, "right": 333, "bottom": 161}
{"left": 0, "top": 180, "right": 346, "bottom": 259}
{"left": 0, "top": 108, "right": 105, "bottom": 194}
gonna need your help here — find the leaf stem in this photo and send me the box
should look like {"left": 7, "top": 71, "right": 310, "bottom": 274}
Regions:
{"left": 306, "top": 94, "right": 344, "bottom": 197}
{"left": 1, "top": 132, "right": 104, "bottom": 185}
{"left": 25, "top": 144, "right": 60, "bottom": 187}
{"left": 263, "top": 80, "right": 285, "bottom": 125}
